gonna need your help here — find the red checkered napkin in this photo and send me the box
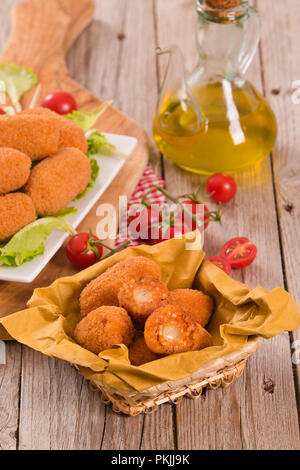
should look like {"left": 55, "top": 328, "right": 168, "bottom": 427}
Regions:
{"left": 115, "top": 166, "right": 166, "bottom": 247}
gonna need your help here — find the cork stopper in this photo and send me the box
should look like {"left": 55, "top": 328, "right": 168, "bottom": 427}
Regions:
{"left": 205, "top": 0, "right": 242, "bottom": 8}
{"left": 198, "top": 0, "right": 245, "bottom": 22}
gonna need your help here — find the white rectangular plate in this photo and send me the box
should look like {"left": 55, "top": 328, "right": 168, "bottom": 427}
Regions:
{"left": 0, "top": 133, "right": 137, "bottom": 283}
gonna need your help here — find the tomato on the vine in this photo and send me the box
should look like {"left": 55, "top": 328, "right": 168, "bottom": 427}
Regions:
{"left": 206, "top": 256, "right": 231, "bottom": 275}
{"left": 220, "top": 237, "right": 257, "bottom": 269}
{"left": 127, "top": 205, "right": 162, "bottom": 245}
{"left": 42, "top": 91, "right": 78, "bottom": 115}
{"left": 180, "top": 200, "right": 211, "bottom": 231}
{"left": 206, "top": 173, "right": 237, "bottom": 204}
{"left": 66, "top": 232, "right": 103, "bottom": 268}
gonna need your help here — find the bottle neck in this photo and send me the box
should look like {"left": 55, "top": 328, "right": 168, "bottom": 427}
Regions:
{"left": 194, "top": 0, "right": 259, "bottom": 81}
{"left": 196, "top": 0, "right": 249, "bottom": 24}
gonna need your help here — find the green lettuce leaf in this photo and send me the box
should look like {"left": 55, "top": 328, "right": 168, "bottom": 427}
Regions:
{"left": 2, "top": 106, "right": 16, "bottom": 115}
{"left": 74, "top": 157, "right": 100, "bottom": 201}
{"left": 53, "top": 207, "right": 78, "bottom": 219}
{"left": 64, "top": 100, "right": 112, "bottom": 133}
{"left": 0, "top": 63, "right": 38, "bottom": 112}
{"left": 86, "top": 130, "right": 128, "bottom": 159}
{"left": 0, "top": 218, "right": 76, "bottom": 267}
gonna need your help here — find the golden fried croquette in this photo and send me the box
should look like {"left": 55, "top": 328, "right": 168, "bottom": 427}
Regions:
{"left": 23, "top": 108, "right": 53, "bottom": 117}
{"left": 129, "top": 331, "right": 161, "bottom": 366}
{"left": 74, "top": 306, "right": 134, "bottom": 355}
{"left": 24, "top": 108, "right": 88, "bottom": 154}
{"left": 0, "top": 112, "right": 60, "bottom": 160}
{"left": 24, "top": 147, "right": 91, "bottom": 216}
{"left": 0, "top": 193, "right": 36, "bottom": 242}
{"left": 144, "top": 304, "right": 213, "bottom": 355}
{"left": 80, "top": 257, "right": 162, "bottom": 318}
{"left": 118, "top": 277, "right": 169, "bottom": 329}
{"left": 168, "top": 289, "right": 214, "bottom": 327}
{"left": 0, "top": 148, "right": 31, "bottom": 194}
{"left": 58, "top": 118, "right": 88, "bottom": 153}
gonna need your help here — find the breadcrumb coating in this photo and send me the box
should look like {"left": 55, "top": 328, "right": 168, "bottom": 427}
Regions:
{"left": 24, "top": 108, "right": 88, "bottom": 153}
{"left": 74, "top": 306, "right": 134, "bottom": 355}
{"left": 0, "top": 112, "right": 60, "bottom": 160}
{"left": 58, "top": 119, "right": 88, "bottom": 153}
{"left": 0, "top": 148, "right": 31, "bottom": 194}
{"left": 168, "top": 289, "right": 214, "bottom": 327}
{"left": 24, "top": 147, "right": 91, "bottom": 216}
{"left": 80, "top": 257, "right": 162, "bottom": 318}
{"left": 0, "top": 193, "right": 36, "bottom": 242}
{"left": 144, "top": 304, "right": 213, "bottom": 355}
{"left": 118, "top": 277, "right": 169, "bottom": 329}
{"left": 129, "top": 331, "right": 161, "bottom": 366}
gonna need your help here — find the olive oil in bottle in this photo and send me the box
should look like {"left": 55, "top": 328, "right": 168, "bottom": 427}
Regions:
{"left": 153, "top": 81, "right": 277, "bottom": 174}
{"left": 153, "top": 0, "right": 277, "bottom": 175}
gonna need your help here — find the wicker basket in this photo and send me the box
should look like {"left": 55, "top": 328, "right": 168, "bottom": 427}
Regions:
{"left": 86, "top": 336, "right": 260, "bottom": 416}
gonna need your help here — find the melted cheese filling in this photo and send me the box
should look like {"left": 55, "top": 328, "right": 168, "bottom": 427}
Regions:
{"left": 163, "top": 325, "right": 181, "bottom": 342}
{"left": 133, "top": 287, "right": 153, "bottom": 304}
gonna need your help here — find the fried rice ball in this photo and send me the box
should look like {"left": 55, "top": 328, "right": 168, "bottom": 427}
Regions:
{"left": 24, "top": 147, "right": 91, "bottom": 216}
{"left": 168, "top": 289, "right": 214, "bottom": 327}
{"left": 74, "top": 306, "right": 134, "bottom": 355}
{"left": 80, "top": 256, "right": 162, "bottom": 318}
{"left": 0, "top": 193, "right": 36, "bottom": 242}
{"left": 144, "top": 304, "right": 213, "bottom": 355}
{"left": 118, "top": 277, "right": 169, "bottom": 329}
{"left": 0, "top": 112, "right": 60, "bottom": 160}
{"left": 128, "top": 331, "right": 161, "bottom": 366}
{"left": 24, "top": 108, "right": 88, "bottom": 154}
{"left": 0, "top": 148, "right": 31, "bottom": 194}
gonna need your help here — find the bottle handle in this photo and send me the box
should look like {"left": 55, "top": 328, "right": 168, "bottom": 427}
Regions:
{"left": 238, "top": 6, "right": 261, "bottom": 75}
{"left": 156, "top": 45, "right": 205, "bottom": 134}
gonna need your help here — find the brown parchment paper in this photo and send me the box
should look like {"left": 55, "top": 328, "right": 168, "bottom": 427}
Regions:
{"left": 0, "top": 233, "right": 299, "bottom": 392}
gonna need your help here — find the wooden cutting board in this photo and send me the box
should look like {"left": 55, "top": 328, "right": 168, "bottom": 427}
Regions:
{"left": 0, "top": 0, "right": 149, "bottom": 317}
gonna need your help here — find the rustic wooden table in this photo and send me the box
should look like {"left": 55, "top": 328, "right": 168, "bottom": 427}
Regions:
{"left": 0, "top": 0, "right": 299, "bottom": 450}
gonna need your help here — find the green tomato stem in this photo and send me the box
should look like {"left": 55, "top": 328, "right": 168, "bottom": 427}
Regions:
{"left": 101, "top": 240, "right": 131, "bottom": 261}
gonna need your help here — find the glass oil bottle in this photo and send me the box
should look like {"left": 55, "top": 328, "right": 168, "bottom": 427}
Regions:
{"left": 153, "top": 0, "right": 277, "bottom": 175}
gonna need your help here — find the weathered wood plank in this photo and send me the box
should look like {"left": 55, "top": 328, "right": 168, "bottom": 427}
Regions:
{"left": 155, "top": 0, "right": 300, "bottom": 450}
{"left": 0, "top": 343, "right": 21, "bottom": 450}
{"left": 101, "top": 408, "right": 144, "bottom": 450}
{"left": 257, "top": 0, "right": 300, "bottom": 402}
{"left": 140, "top": 405, "right": 176, "bottom": 450}
{"left": 18, "top": 347, "right": 105, "bottom": 450}
{"left": 111, "top": 0, "right": 161, "bottom": 172}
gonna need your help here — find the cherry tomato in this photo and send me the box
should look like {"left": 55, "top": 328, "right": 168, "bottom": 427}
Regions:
{"left": 180, "top": 200, "right": 210, "bottom": 231}
{"left": 0, "top": 109, "right": 6, "bottom": 115}
{"left": 42, "top": 91, "right": 78, "bottom": 115}
{"left": 206, "top": 256, "right": 231, "bottom": 275}
{"left": 206, "top": 173, "right": 237, "bottom": 204}
{"left": 127, "top": 205, "right": 162, "bottom": 244}
{"left": 220, "top": 237, "right": 257, "bottom": 269}
{"left": 66, "top": 233, "right": 103, "bottom": 268}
